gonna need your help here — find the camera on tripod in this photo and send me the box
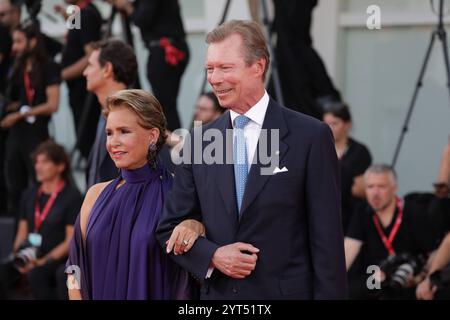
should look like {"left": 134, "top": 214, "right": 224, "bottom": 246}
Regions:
{"left": 380, "top": 253, "right": 427, "bottom": 289}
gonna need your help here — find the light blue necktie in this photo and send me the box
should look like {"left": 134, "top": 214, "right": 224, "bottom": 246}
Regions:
{"left": 233, "top": 115, "right": 251, "bottom": 215}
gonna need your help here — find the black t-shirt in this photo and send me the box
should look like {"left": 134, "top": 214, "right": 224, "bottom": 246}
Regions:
{"left": 9, "top": 59, "right": 60, "bottom": 138}
{"left": 346, "top": 200, "right": 436, "bottom": 273}
{"left": 340, "top": 138, "right": 372, "bottom": 232}
{"left": 0, "top": 24, "right": 12, "bottom": 95}
{"left": 61, "top": 3, "right": 102, "bottom": 72}
{"left": 19, "top": 183, "right": 82, "bottom": 259}
{"left": 131, "top": 0, "right": 186, "bottom": 44}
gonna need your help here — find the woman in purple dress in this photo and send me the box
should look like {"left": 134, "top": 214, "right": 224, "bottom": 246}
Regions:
{"left": 66, "top": 89, "right": 204, "bottom": 299}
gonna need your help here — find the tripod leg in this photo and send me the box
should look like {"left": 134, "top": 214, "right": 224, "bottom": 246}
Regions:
{"left": 261, "top": 0, "right": 284, "bottom": 106}
{"left": 392, "top": 31, "right": 437, "bottom": 167}
{"left": 438, "top": 29, "right": 450, "bottom": 108}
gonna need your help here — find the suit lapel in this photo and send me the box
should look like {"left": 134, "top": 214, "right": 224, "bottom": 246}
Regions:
{"left": 239, "top": 99, "right": 289, "bottom": 217}
{"left": 212, "top": 112, "right": 239, "bottom": 228}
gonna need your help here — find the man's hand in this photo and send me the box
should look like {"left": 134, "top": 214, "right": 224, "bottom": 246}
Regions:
{"left": 416, "top": 277, "right": 437, "bottom": 300}
{"left": 374, "top": 268, "right": 386, "bottom": 284}
{"left": 211, "top": 243, "right": 259, "bottom": 279}
{"left": 54, "top": 5, "right": 69, "bottom": 20}
{"left": 17, "top": 260, "right": 36, "bottom": 274}
{"left": 0, "top": 112, "right": 22, "bottom": 129}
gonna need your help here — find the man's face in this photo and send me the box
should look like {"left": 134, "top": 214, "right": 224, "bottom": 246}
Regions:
{"left": 34, "top": 154, "right": 64, "bottom": 183}
{"left": 84, "top": 49, "right": 105, "bottom": 93}
{"left": 365, "top": 172, "right": 397, "bottom": 212}
{"left": 194, "top": 95, "right": 220, "bottom": 125}
{"left": 0, "top": 1, "right": 12, "bottom": 27}
{"left": 0, "top": 1, "right": 20, "bottom": 30}
{"left": 206, "top": 34, "right": 265, "bottom": 111}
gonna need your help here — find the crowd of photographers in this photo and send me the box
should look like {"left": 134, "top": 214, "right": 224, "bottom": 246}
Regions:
{"left": 0, "top": 0, "right": 449, "bottom": 300}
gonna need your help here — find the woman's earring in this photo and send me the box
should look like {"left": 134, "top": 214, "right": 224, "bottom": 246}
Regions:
{"left": 147, "top": 142, "right": 157, "bottom": 170}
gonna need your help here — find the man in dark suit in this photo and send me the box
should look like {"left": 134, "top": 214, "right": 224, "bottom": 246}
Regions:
{"left": 157, "top": 20, "right": 346, "bottom": 299}
{"left": 83, "top": 40, "right": 137, "bottom": 188}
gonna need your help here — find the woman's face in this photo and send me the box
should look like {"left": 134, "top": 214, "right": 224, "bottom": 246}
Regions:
{"left": 11, "top": 30, "right": 28, "bottom": 57}
{"left": 106, "top": 107, "right": 159, "bottom": 170}
{"left": 323, "top": 113, "right": 351, "bottom": 142}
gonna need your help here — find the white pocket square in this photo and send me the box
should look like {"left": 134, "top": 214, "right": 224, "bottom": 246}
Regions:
{"left": 273, "top": 166, "right": 288, "bottom": 174}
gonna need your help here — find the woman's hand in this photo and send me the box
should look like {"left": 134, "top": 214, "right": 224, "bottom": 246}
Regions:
{"left": 166, "top": 219, "right": 205, "bottom": 255}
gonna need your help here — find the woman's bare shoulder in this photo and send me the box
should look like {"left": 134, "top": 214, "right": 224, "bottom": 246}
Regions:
{"left": 79, "top": 181, "right": 113, "bottom": 238}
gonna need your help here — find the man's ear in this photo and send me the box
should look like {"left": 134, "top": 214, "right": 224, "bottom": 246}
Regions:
{"left": 57, "top": 163, "right": 66, "bottom": 176}
{"left": 253, "top": 58, "right": 266, "bottom": 79}
{"left": 103, "top": 61, "right": 114, "bottom": 79}
{"left": 29, "top": 38, "right": 37, "bottom": 50}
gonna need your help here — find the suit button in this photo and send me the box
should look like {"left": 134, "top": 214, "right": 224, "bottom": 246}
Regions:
{"left": 232, "top": 286, "right": 238, "bottom": 294}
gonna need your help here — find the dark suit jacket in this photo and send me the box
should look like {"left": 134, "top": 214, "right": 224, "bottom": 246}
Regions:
{"left": 157, "top": 98, "right": 346, "bottom": 299}
{"left": 86, "top": 129, "right": 118, "bottom": 187}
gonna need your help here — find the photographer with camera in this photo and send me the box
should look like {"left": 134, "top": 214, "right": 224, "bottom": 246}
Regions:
{"left": 58, "top": 0, "right": 102, "bottom": 159}
{"left": 344, "top": 164, "right": 439, "bottom": 299}
{"left": 416, "top": 232, "right": 450, "bottom": 300}
{"left": 416, "top": 140, "right": 450, "bottom": 300}
{"left": 0, "top": 140, "right": 82, "bottom": 299}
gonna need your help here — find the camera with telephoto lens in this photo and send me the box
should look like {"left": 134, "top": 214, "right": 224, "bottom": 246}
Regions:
{"left": 13, "top": 240, "right": 38, "bottom": 269}
{"left": 379, "top": 253, "right": 427, "bottom": 289}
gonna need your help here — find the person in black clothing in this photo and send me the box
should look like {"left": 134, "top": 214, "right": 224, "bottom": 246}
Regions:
{"left": 344, "top": 164, "right": 440, "bottom": 299}
{"left": 0, "top": 0, "right": 16, "bottom": 215}
{"left": 59, "top": 0, "right": 102, "bottom": 159}
{"left": 428, "top": 139, "right": 450, "bottom": 243}
{"left": 0, "top": 23, "right": 12, "bottom": 215}
{"left": 322, "top": 102, "right": 372, "bottom": 233}
{"left": 111, "top": 0, "right": 189, "bottom": 131}
{"left": 0, "top": 23, "right": 12, "bottom": 95}
{"left": 0, "top": 23, "right": 60, "bottom": 219}
{"left": 0, "top": 140, "right": 82, "bottom": 299}
{"left": 416, "top": 140, "right": 450, "bottom": 300}
{"left": 272, "top": 0, "right": 341, "bottom": 118}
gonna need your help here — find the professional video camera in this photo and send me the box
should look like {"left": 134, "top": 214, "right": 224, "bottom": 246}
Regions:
{"left": 379, "top": 253, "right": 428, "bottom": 289}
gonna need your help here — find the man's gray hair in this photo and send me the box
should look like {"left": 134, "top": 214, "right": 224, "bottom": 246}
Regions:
{"left": 364, "top": 164, "right": 397, "bottom": 182}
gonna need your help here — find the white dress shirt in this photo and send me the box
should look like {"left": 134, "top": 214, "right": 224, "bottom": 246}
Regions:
{"left": 229, "top": 91, "right": 270, "bottom": 171}
{"left": 206, "top": 91, "right": 269, "bottom": 279}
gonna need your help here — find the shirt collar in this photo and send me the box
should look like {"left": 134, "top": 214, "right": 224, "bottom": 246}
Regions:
{"left": 230, "top": 91, "right": 269, "bottom": 128}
